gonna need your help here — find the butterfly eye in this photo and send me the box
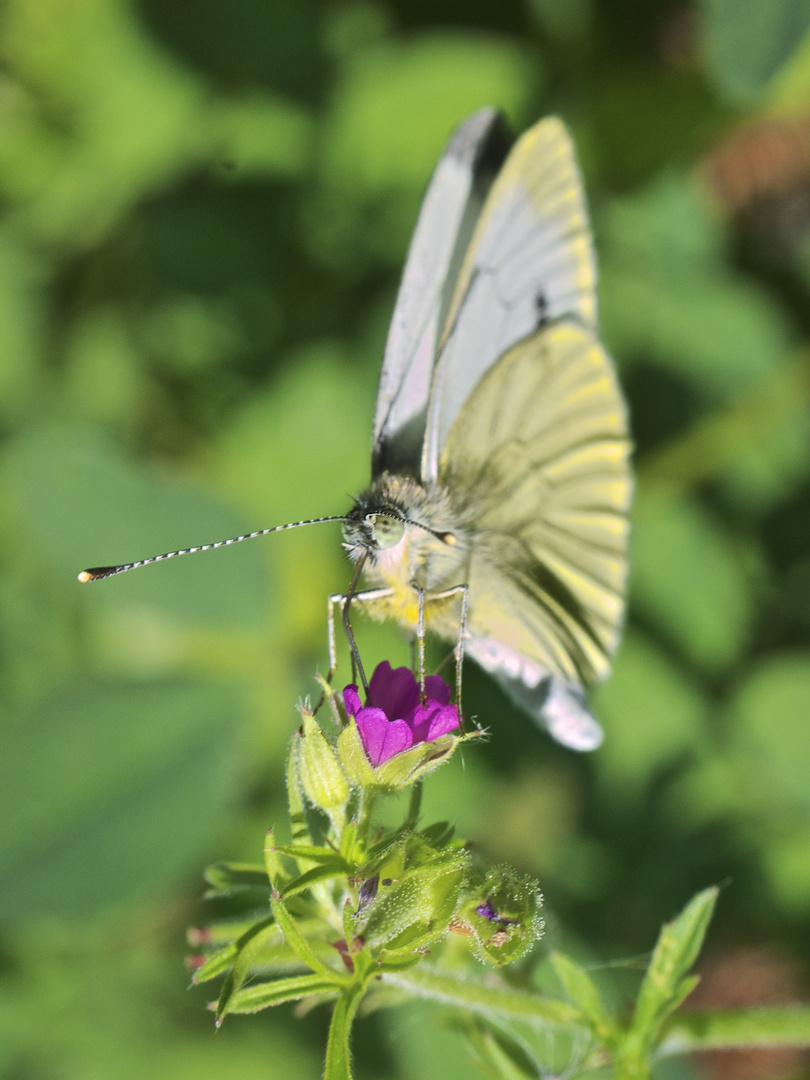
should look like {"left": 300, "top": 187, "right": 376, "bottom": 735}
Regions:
{"left": 367, "top": 514, "right": 405, "bottom": 549}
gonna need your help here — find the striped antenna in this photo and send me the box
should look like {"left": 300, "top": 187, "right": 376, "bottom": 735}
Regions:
{"left": 77, "top": 516, "right": 348, "bottom": 582}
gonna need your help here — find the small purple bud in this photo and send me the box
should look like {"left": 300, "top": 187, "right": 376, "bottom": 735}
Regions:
{"left": 357, "top": 874, "right": 379, "bottom": 913}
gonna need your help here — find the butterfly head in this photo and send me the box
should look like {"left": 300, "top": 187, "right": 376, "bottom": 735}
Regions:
{"left": 342, "top": 477, "right": 458, "bottom": 573}
{"left": 341, "top": 503, "right": 408, "bottom": 566}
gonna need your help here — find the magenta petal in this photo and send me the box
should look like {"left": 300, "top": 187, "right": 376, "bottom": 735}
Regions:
{"left": 356, "top": 710, "right": 414, "bottom": 766}
{"left": 343, "top": 684, "right": 363, "bottom": 718}
{"left": 424, "top": 674, "right": 452, "bottom": 706}
{"left": 425, "top": 704, "right": 460, "bottom": 740}
{"left": 369, "top": 662, "right": 419, "bottom": 721}
{"left": 410, "top": 702, "right": 460, "bottom": 743}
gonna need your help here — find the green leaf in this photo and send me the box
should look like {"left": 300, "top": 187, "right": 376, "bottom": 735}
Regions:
{"left": 271, "top": 890, "right": 345, "bottom": 980}
{"left": 5, "top": 425, "right": 270, "bottom": 626}
{"left": 631, "top": 887, "right": 719, "bottom": 1042}
{"left": 659, "top": 1005, "right": 810, "bottom": 1054}
{"left": 631, "top": 496, "right": 752, "bottom": 672}
{"left": 281, "top": 859, "right": 351, "bottom": 898}
{"left": 204, "top": 862, "right": 269, "bottom": 891}
{"left": 273, "top": 842, "right": 350, "bottom": 867}
{"left": 227, "top": 974, "right": 342, "bottom": 1015}
{"left": 700, "top": 0, "right": 810, "bottom": 104}
{"left": 592, "top": 631, "right": 707, "bottom": 790}
{"left": 0, "top": 680, "right": 245, "bottom": 919}
{"left": 462, "top": 1018, "right": 538, "bottom": 1080}
{"left": 729, "top": 654, "right": 810, "bottom": 814}
{"left": 380, "top": 970, "right": 583, "bottom": 1029}
{"left": 550, "top": 952, "right": 616, "bottom": 1044}
{"left": 193, "top": 917, "right": 330, "bottom": 984}
{"left": 215, "top": 916, "right": 281, "bottom": 1022}
{"left": 192, "top": 941, "right": 240, "bottom": 985}
{"left": 324, "top": 34, "right": 539, "bottom": 197}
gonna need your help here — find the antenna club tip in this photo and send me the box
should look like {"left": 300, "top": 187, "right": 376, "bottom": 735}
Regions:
{"left": 78, "top": 567, "right": 114, "bottom": 582}
{"left": 441, "top": 532, "right": 457, "bottom": 546}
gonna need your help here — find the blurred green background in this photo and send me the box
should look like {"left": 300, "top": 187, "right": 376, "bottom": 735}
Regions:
{"left": 2, "top": 0, "right": 810, "bottom": 1077}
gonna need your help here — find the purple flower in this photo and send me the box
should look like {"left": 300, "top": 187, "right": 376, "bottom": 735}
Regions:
{"left": 343, "top": 662, "right": 460, "bottom": 767}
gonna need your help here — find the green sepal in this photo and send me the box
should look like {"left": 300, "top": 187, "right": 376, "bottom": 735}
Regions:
{"left": 551, "top": 951, "right": 617, "bottom": 1046}
{"left": 226, "top": 973, "right": 342, "bottom": 1014}
{"left": 462, "top": 867, "right": 545, "bottom": 967}
{"left": 338, "top": 719, "right": 462, "bottom": 792}
{"left": 264, "top": 829, "right": 287, "bottom": 890}
{"left": 373, "top": 949, "right": 425, "bottom": 972}
{"left": 298, "top": 711, "right": 350, "bottom": 812}
{"left": 342, "top": 897, "right": 355, "bottom": 950}
{"left": 339, "top": 819, "right": 360, "bottom": 865}
{"left": 356, "top": 834, "right": 469, "bottom": 954}
{"left": 337, "top": 719, "right": 377, "bottom": 788}
{"left": 286, "top": 732, "right": 311, "bottom": 845}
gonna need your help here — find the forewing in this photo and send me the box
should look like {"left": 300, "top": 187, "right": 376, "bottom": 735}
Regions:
{"left": 439, "top": 321, "right": 632, "bottom": 692}
{"left": 371, "top": 109, "right": 512, "bottom": 476}
{"left": 422, "top": 117, "right": 598, "bottom": 481}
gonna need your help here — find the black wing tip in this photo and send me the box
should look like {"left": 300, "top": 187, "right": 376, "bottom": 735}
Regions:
{"left": 448, "top": 109, "right": 513, "bottom": 175}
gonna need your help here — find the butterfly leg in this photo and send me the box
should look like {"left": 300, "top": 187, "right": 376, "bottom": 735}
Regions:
{"left": 417, "top": 587, "right": 426, "bottom": 704}
{"left": 424, "top": 583, "right": 469, "bottom": 726}
{"left": 326, "top": 585, "right": 395, "bottom": 692}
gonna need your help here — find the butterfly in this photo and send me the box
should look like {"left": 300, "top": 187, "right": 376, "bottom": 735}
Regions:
{"left": 80, "top": 109, "right": 632, "bottom": 751}
{"left": 337, "top": 109, "right": 632, "bottom": 750}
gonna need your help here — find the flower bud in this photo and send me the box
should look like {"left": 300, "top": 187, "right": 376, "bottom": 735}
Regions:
{"left": 462, "top": 866, "right": 545, "bottom": 966}
{"left": 297, "top": 710, "right": 349, "bottom": 812}
{"left": 353, "top": 833, "right": 470, "bottom": 960}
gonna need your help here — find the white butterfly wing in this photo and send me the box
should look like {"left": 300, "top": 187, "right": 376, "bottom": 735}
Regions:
{"left": 439, "top": 323, "right": 632, "bottom": 749}
{"left": 371, "top": 109, "right": 512, "bottom": 476}
{"left": 422, "top": 117, "right": 598, "bottom": 482}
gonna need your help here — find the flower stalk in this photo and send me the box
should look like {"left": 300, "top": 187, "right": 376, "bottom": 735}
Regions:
{"left": 189, "top": 663, "right": 810, "bottom": 1079}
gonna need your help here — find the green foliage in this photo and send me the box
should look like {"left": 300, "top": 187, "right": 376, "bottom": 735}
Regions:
{"left": 2, "top": 0, "right": 810, "bottom": 1077}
